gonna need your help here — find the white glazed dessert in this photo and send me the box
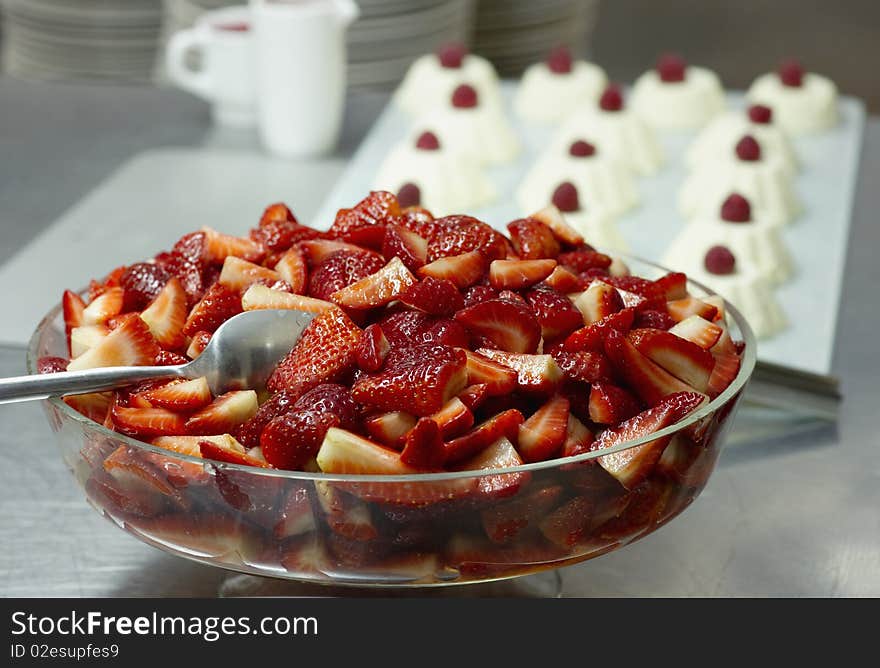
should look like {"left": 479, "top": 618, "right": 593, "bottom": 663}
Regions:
{"left": 516, "top": 139, "right": 638, "bottom": 216}
{"left": 630, "top": 54, "right": 726, "bottom": 130}
{"left": 687, "top": 104, "right": 799, "bottom": 175}
{"left": 547, "top": 182, "right": 629, "bottom": 252}
{"left": 679, "top": 135, "right": 801, "bottom": 225}
{"left": 514, "top": 46, "right": 608, "bottom": 123}
{"left": 746, "top": 60, "right": 838, "bottom": 135}
{"left": 417, "top": 84, "right": 519, "bottom": 165}
{"left": 394, "top": 43, "right": 503, "bottom": 116}
{"left": 373, "top": 130, "right": 495, "bottom": 216}
{"left": 664, "top": 193, "right": 794, "bottom": 285}
{"left": 555, "top": 84, "right": 663, "bottom": 176}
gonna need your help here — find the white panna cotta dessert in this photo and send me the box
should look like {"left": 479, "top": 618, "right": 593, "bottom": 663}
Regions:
{"left": 517, "top": 138, "right": 638, "bottom": 216}
{"left": 514, "top": 46, "right": 608, "bottom": 123}
{"left": 555, "top": 84, "right": 663, "bottom": 176}
{"left": 630, "top": 53, "right": 726, "bottom": 130}
{"left": 373, "top": 130, "right": 495, "bottom": 216}
{"left": 679, "top": 134, "right": 801, "bottom": 225}
{"left": 746, "top": 60, "right": 839, "bottom": 135}
{"left": 417, "top": 84, "right": 519, "bottom": 166}
{"left": 665, "top": 193, "right": 794, "bottom": 285}
{"left": 545, "top": 182, "right": 629, "bottom": 252}
{"left": 394, "top": 43, "right": 503, "bottom": 117}
{"left": 687, "top": 103, "right": 799, "bottom": 175}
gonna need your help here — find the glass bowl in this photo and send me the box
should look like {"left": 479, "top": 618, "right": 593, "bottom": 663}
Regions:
{"left": 28, "top": 255, "right": 756, "bottom": 587}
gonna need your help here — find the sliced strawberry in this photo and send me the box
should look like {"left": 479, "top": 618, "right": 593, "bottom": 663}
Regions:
{"left": 70, "top": 324, "right": 109, "bottom": 358}
{"left": 152, "top": 433, "right": 240, "bottom": 458}
{"left": 200, "top": 226, "right": 264, "bottom": 264}
{"left": 102, "top": 446, "right": 184, "bottom": 503}
{"left": 530, "top": 205, "right": 584, "bottom": 246}
{"left": 315, "top": 481, "right": 379, "bottom": 542}
{"left": 462, "top": 284, "right": 499, "bottom": 307}
{"left": 542, "top": 265, "right": 585, "bottom": 294}
{"left": 589, "top": 381, "right": 641, "bottom": 425}
{"left": 454, "top": 298, "right": 541, "bottom": 354}
{"left": 443, "top": 409, "right": 525, "bottom": 465}
{"left": 538, "top": 496, "right": 594, "bottom": 548}
{"left": 139, "top": 277, "right": 187, "bottom": 350}
{"left": 481, "top": 485, "right": 563, "bottom": 544}
{"left": 299, "top": 239, "right": 366, "bottom": 266}
{"left": 710, "top": 318, "right": 737, "bottom": 356}
{"left": 458, "top": 383, "right": 490, "bottom": 411}
{"left": 330, "top": 256, "right": 416, "bottom": 309}
{"left": 273, "top": 245, "right": 308, "bottom": 294}
{"left": 518, "top": 395, "right": 570, "bottom": 463}
{"left": 137, "top": 376, "right": 212, "bottom": 411}
{"left": 604, "top": 329, "right": 700, "bottom": 406}
{"left": 445, "top": 533, "right": 564, "bottom": 577}
{"left": 119, "top": 262, "right": 172, "bottom": 311}
{"left": 382, "top": 224, "right": 428, "bottom": 271}
{"left": 185, "top": 390, "right": 259, "bottom": 435}
{"left": 198, "top": 439, "right": 271, "bottom": 468}
{"left": 308, "top": 248, "right": 386, "bottom": 301}
{"left": 594, "top": 391, "right": 706, "bottom": 489}
{"left": 62, "top": 289, "right": 86, "bottom": 349}
{"left": 128, "top": 513, "right": 261, "bottom": 561}
{"left": 182, "top": 282, "right": 243, "bottom": 336}
{"left": 552, "top": 349, "right": 615, "bottom": 384}
{"left": 400, "top": 417, "right": 445, "bottom": 469}
{"left": 426, "top": 215, "right": 508, "bottom": 262}
{"left": 633, "top": 309, "right": 676, "bottom": 330}
{"left": 667, "top": 296, "right": 718, "bottom": 323}
{"left": 260, "top": 409, "right": 340, "bottom": 470}
{"left": 365, "top": 411, "right": 417, "bottom": 449}
{"left": 562, "top": 308, "right": 635, "bottom": 353}
{"left": 428, "top": 397, "right": 474, "bottom": 439}
{"left": 669, "top": 315, "right": 723, "bottom": 349}
{"left": 186, "top": 330, "right": 212, "bottom": 359}
{"left": 701, "top": 295, "right": 727, "bottom": 322}
{"left": 329, "top": 191, "right": 400, "bottom": 242}
{"left": 63, "top": 392, "right": 112, "bottom": 424}
{"left": 112, "top": 405, "right": 187, "bottom": 437}
{"left": 293, "top": 383, "right": 361, "bottom": 431}
{"left": 85, "top": 470, "right": 167, "bottom": 519}
{"left": 525, "top": 287, "right": 584, "bottom": 340}
{"left": 352, "top": 344, "right": 467, "bottom": 416}
{"left": 217, "top": 256, "right": 280, "bottom": 293}
{"left": 452, "top": 436, "right": 530, "bottom": 500}
{"left": 354, "top": 323, "right": 390, "bottom": 372}
{"left": 398, "top": 276, "right": 464, "bottom": 316}
{"left": 155, "top": 350, "right": 189, "bottom": 366}
{"left": 66, "top": 314, "right": 160, "bottom": 371}
{"left": 378, "top": 310, "right": 469, "bottom": 348}
{"left": 473, "top": 349, "right": 563, "bottom": 395}
{"left": 464, "top": 350, "right": 518, "bottom": 395}
{"left": 573, "top": 280, "right": 624, "bottom": 324}
{"left": 241, "top": 284, "right": 334, "bottom": 314}
{"left": 560, "top": 414, "right": 594, "bottom": 458}
{"left": 558, "top": 249, "right": 613, "bottom": 273}
{"left": 317, "top": 428, "right": 420, "bottom": 474}
{"left": 250, "top": 204, "right": 321, "bottom": 256}
{"left": 628, "top": 328, "right": 716, "bottom": 392}
{"left": 653, "top": 272, "right": 688, "bottom": 300}
{"left": 37, "top": 356, "right": 68, "bottom": 374}
{"left": 267, "top": 307, "right": 362, "bottom": 398}
{"left": 707, "top": 352, "right": 742, "bottom": 397}
{"left": 507, "top": 217, "right": 561, "bottom": 259}
{"left": 488, "top": 259, "right": 557, "bottom": 290}
{"left": 274, "top": 485, "right": 317, "bottom": 539}
{"left": 82, "top": 287, "right": 124, "bottom": 326}
{"left": 418, "top": 250, "right": 486, "bottom": 289}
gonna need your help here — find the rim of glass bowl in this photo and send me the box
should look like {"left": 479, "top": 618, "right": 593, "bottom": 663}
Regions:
{"left": 27, "top": 253, "right": 756, "bottom": 483}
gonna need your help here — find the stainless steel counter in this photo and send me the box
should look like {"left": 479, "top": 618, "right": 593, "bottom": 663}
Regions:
{"left": 1, "top": 77, "right": 877, "bottom": 597}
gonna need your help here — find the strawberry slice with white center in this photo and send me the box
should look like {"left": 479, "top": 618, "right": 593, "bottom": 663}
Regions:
{"left": 560, "top": 414, "right": 594, "bottom": 458}
{"left": 473, "top": 349, "right": 563, "bottom": 395}
{"left": 480, "top": 485, "right": 564, "bottom": 544}
{"left": 530, "top": 204, "right": 584, "bottom": 246}
{"left": 589, "top": 381, "right": 641, "bottom": 425}
{"left": 628, "top": 327, "right": 716, "bottom": 392}
{"left": 701, "top": 294, "right": 727, "bottom": 322}
{"left": 428, "top": 397, "right": 474, "bottom": 439}
{"left": 517, "top": 395, "right": 570, "bottom": 463}
{"left": 298, "top": 239, "right": 363, "bottom": 265}
{"left": 315, "top": 480, "right": 378, "bottom": 541}
{"left": 241, "top": 284, "right": 335, "bottom": 314}
{"left": 668, "top": 314, "right": 723, "bottom": 349}
{"left": 136, "top": 376, "right": 212, "bottom": 411}
{"left": 452, "top": 436, "right": 530, "bottom": 500}
{"left": 182, "top": 282, "right": 243, "bottom": 336}
{"left": 103, "top": 446, "right": 186, "bottom": 503}
{"left": 666, "top": 296, "right": 718, "bottom": 323}
{"left": 153, "top": 433, "right": 244, "bottom": 458}
{"left": 111, "top": 405, "right": 188, "bottom": 437}
{"left": 443, "top": 409, "right": 525, "bottom": 465}
{"left": 317, "top": 428, "right": 418, "bottom": 474}
{"left": 218, "top": 256, "right": 280, "bottom": 293}
{"left": 707, "top": 352, "right": 742, "bottom": 397}
{"left": 70, "top": 324, "right": 109, "bottom": 358}
{"left": 652, "top": 272, "right": 687, "bottom": 300}
{"left": 488, "top": 259, "right": 557, "bottom": 290}
{"left": 354, "top": 323, "right": 390, "bottom": 372}
{"left": 454, "top": 298, "right": 541, "bottom": 354}
{"left": 573, "top": 280, "right": 624, "bottom": 324}
{"left": 382, "top": 225, "right": 428, "bottom": 271}
{"left": 186, "top": 331, "right": 212, "bottom": 359}
{"left": 198, "top": 439, "right": 271, "bottom": 468}
{"left": 710, "top": 318, "right": 737, "bottom": 356}
{"left": 604, "top": 329, "right": 702, "bottom": 406}
{"left": 63, "top": 392, "right": 113, "bottom": 424}
{"left": 66, "top": 314, "right": 159, "bottom": 371}
{"left": 400, "top": 417, "right": 445, "bottom": 469}
{"left": 274, "top": 485, "right": 317, "bottom": 539}
{"left": 417, "top": 250, "right": 487, "bottom": 290}
{"left": 364, "top": 411, "right": 417, "bottom": 449}
{"left": 542, "top": 265, "right": 584, "bottom": 294}
{"left": 273, "top": 245, "right": 308, "bottom": 294}
{"left": 562, "top": 308, "right": 635, "bottom": 353}
{"left": 525, "top": 287, "right": 584, "bottom": 340}
{"left": 82, "top": 286, "right": 124, "bottom": 325}
{"left": 594, "top": 391, "right": 706, "bottom": 489}
{"left": 185, "top": 390, "right": 258, "bottom": 435}
{"left": 200, "top": 226, "right": 264, "bottom": 264}
{"left": 140, "top": 276, "right": 187, "bottom": 350}
{"left": 330, "top": 256, "right": 416, "bottom": 309}
{"left": 62, "top": 289, "right": 86, "bottom": 350}
{"left": 464, "top": 350, "right": 518, "bottom": 395}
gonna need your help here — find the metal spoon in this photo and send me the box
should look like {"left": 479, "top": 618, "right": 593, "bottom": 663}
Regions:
{"left": 0, "top": 309, "right": 315, "bottom": 404}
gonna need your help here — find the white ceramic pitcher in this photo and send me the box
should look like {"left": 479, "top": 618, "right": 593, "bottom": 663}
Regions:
{"left": 250, "top": 0, "right": 359, "bottom": 158}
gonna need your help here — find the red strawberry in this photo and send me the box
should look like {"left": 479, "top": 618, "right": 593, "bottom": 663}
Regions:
{"left": 182, "top": 282, "right": 243, "bottom": 336}
{"left": 604, "top": 329, "right": 700, "bottom": 406}
{"left": 250, "top": 206, "right": 321, "bottom": 255}
{"left": 217, "top": 256, "right": 280, "bottom": 293}
{"left": 560, "top": 414, "right": 594, "bottom": 458}
{"left": 155, "top": 350, "right": 189, "bottom": 366}
{"left": 382, "top": 225, "right": 428, "bottom": 271}
{"left": 63, "top": 392, "right": 112, "bottom": 424}
{"left": 299, "top": 239, "right": 365, "bottom": 265}
{"left": 186, "top": 330, "right": 212, "bottom": 359}
{"left": 488, "top": 259, "right": 557, "bottom": 290}
{"left": 329, "top": 191, "right": 401, "bottom": 241}
{"left": 377, "top": 310, "right": 469, "bottom": 348}
{"left": 273, "top": 245, "right": 308, "bottom": 294}
{"left": 707, "top": 352, "right": 741, "bottom": 397}
{"left": 200, "top": 226, "right": 264, "bottom": 265}
{"left": 553, "top": 349, "right": 615, "bottom": 384}
{"left": 443, "top": 409, "right": 525, "bottom": 464}
{"left": 260, "top": 409, "right": 340, "bottom": 470}
{"left": 315, "top": 481, "right": 379, "bottom": 542}
{"left": 480, "top": 485, "right": 563, "bottom": 544}
{"left": 393, "top": 207, "right": 442, "bottom": 239}
{"left": 454, "top": 298, "right": 541, "bottom": 354}
{"left": 293, "top": 383, "right": 361, "bottom": 431}
{"left": 66, "top": 314, "right": 160, "bottom": 371}
{"left": 267, "top": 307, "right": 362, "bottom": 398}
{"left": 451, "top": 436, "right": 530, "bottom": 499}
{"left": 562, "top": 308, "right": 635, "bottom": 353}
{"left": 628, "top": 328, "right": 716, "bottom": 392}
{"left": 112, "top": 405, "right": 187, "bottom": 437}
{"left": 497, "top": 290, "right": 528, "bottom": 306}
{"left": 62, "top": 289, "right": 86, "bottom": 347}
{"left": 542, "top": 265, "right": 586, "bottom": 293}
{"left": 464, "top": 350, "right": 518, "bottom": 395}
{"left": 365, "top": 412, "right": 417, "bottom": 449}
{"left": 418, "top": 250, "right": 486, "bottom": 288}
{"left": 666, "top": 296, "right": 718, "bottom": 323}
{"left": 589, "top": 381, "right": 641, "bottom": 424}
{"left": 669, "top": 315, "right": 723, "bottom": 349}
{"left": 120, "top": 262, "right": 171, "bottom": 311}
{"left": 526, "top": 287, "right": 584, "bottom": 340}
{"left": 518, "top": 395, "right": 570, "bottom": 462}
{"left": 594, "top": 391, "right": 706, "bottom": 489}
{"left": 354, "top": 323, "right": 390, "bottom": 372}
{"left": 428, "top": 397, "right": 474, "bottom": 439}
{"left": 102, "top": 446, "right": 186, "bottom": 506}
{"left": 458, "top": 383, "right": 490, "bottom": 411}
{"left": 462, "top": 284, "right": 498, "bottom": 307}
{"left": 633, "top": 309, "right": 676, "bottom": 330}
{"left": 352, "top": 344, "right": 467, "bottom": 417}
{"left": 274, "top": 485, "right": 317, "bottom": 539}
{"left": 558, "top": 249, "right": 612, "bottom": 273}
{"left": 507, "top": 217, "right": 561, "bottom": 259}
{"left": 137, "top": 376, "right": 212, "bottom": 411}
{"left": 185, "top": 390, "right": 259, "bottom": 435}
{"left": 400, "top": 417, "right": 445, "bottom": 468}
{"left": 236, "top": 390, "right": 299, "bottom": 448}
{"left": 127, "top": 513, "right": 261, "bottom": 560}
{"left": 474, "top": 349, "right": 563, "bottom": 395}
{"left": 87, "top": 266, "right": 125, "bottom": 302}
{"left": 530, "top": 205, "right": 584, "bottom": 246}
{"left": 653, "top": 272, "right": 688, "bottom": 300}
{"left": 82, "top": 287, "right": 124, "bottom": 325}
{"left": 426, "top": 215, "right": 508, "bottom": 261}
{"left": 198, "top": 439, "right": 270, "bottom": 468}
{"left": 573, "top": 280, "right": 624, "bottom": 324}
{"left": 538, "top": 496, "right": 594, "bottom": 548}
{"left": 241, "top": 284, "right": 334, "bottom": 314}
{"left": 38, "top": 356, "right": 69, "bottom": 374}
{"left": 398, "top": 276, "right": 464, "bottom": 316}
{"left": 140, "top": 277, "right": 187, "bottom": 350}
{"left": 308, "top": 248, "right": 386, "bottom": 301}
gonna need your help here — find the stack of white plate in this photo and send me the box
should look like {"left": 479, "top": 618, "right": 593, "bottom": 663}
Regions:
{"left": 473, "top": 0, "right": 599, "bottom": 76}
{"left": 1, "top": 0, "right": 163, "bottom": 83}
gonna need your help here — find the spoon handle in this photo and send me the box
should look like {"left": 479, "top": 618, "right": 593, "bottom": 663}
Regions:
{"left": 0, "top": 366, "right": 185, "bottom": 404}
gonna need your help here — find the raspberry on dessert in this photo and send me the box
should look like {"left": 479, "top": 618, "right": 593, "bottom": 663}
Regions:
{"left": 778, "top": 59, "right": 804, "bottom": 87}
{"left": 704, "top": 245, "right": 736, "bottom": 275}
{"left": 735, "top": 135, "right": 761, "bottom": 162}
{"left": 551, "top": 182, "right": 580, "bottom": 213}
{"left": 569, "top": 140, "right": 596, "bottom": 158}
{"left": 599, "top": 84, "right": 624, "bottom": 112}
{"left": 397, "top": 183, "right": 421, "bottom": 209}
{"left": 656, "top": 53, "right": 687, "bottom": 82}
{"left": 546, "top": 46, "right": 573, "bottom": 74}
{"left": 747, "top": 104, "right": 773, "bottom": 125}
{"left": 451, "top": 84, "right": 478, "bottom": 109}
{"left": 415, "top": 131, "right": 441, "bottom": 151}
{"left": 720, "top": 193, "right": 752, "bottom": 223}
{"left": 437, "top": 42, "right": 467, "bottom": 69}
